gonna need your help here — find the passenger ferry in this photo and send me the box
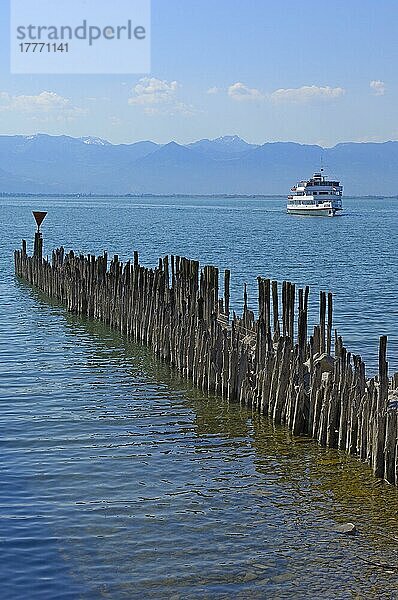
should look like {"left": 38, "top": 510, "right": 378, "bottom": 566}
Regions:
{"left": 287, "top": 169, "right": 343, "bottom": 216}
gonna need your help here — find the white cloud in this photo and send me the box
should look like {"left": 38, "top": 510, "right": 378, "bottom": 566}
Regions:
{"left": 128, "top": 77, "right": 196, "bottom": 116}
{"left": 370, "top": 80, "right": 385, "bottom": 96}
{"left": 227, "top": 82, "right": 264, "bottom": 101}
{"left": 129, "top": 77, "right": 179, "bottom": 106}
{"left": 207, "top": 86, "right": 220, "bottom": 95}
{"left": 226, "top": 82, "right": 345, "bottom": 104}
{"left": 270, "top": 85, "right": 346, "bottom": 103}
{"left": 0, "top": 91, "right": 85, "bottom": 120}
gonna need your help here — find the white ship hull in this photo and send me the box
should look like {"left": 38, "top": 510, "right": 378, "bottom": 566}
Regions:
{"left": 287, "top": 206, "right": 342, "bottom": 217}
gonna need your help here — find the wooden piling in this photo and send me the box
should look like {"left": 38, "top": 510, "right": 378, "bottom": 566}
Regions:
{"left": 14, "top": 233, "right": 398, "bottom": 487}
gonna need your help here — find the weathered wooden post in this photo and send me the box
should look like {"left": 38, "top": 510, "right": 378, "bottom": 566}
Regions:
{"left": 224, "top": 269, "right": 230, "bottom": 320}
{"left": 326, "top": 292, "right": 333, "bottom": 355}
{"left": 319, "top": 291, "right": 326, "bottom": 354}
{"left": 373, "top": 335, "right": 388, "bottom": 478}
{"left": 272, "top": 280, "right": 279, "bottom": 339}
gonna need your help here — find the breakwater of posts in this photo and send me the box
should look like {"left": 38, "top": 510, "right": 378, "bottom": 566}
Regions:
{"left": 15, "top": 229, "right": 398, "bottom": 486}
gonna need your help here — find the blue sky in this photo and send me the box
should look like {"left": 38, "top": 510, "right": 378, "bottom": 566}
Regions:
{"left": 0, "top": 0, "right": 397, "bottom": 145}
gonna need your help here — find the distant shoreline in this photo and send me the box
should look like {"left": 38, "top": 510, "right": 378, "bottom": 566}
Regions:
{"left": 1, "top": 192, "right": 278, "bottom": 198}
{"left": 1, "top": 192, "right": 397, "bottom": 199}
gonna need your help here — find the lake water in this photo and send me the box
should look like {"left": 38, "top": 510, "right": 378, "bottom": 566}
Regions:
{"left": 1, "top": 196, "right": 398, "bottom": 599}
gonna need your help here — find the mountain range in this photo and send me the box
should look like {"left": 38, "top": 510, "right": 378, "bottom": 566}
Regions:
{"left": 0, "top": 133, "right": 397, "bottom": 196}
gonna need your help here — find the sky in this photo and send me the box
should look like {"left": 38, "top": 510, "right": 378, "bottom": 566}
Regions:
{"left": 0, "top": 0, "right": 397, "bottom": 146}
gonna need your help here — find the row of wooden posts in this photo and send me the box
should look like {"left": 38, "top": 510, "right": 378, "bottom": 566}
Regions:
{"left": 15, "top": 231, "right": 398, "bottom": 485}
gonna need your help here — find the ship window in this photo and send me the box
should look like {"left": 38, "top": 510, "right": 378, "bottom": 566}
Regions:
{"left": 319, "top": 191, "right": 328, "bottom": 195}
{"left": 313, "top": 191, "right": 317, "bottom": 195}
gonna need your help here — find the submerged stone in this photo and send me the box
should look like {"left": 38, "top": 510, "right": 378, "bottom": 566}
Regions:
{"left": 335, "top": 522, "right": 357, "bottom": 535}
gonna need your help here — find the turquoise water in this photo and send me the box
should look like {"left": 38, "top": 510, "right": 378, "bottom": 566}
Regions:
{"left": 1, "top": 196, "right": 398, "bottom": 599}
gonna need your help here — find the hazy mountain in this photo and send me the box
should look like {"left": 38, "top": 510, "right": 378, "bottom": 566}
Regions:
{"left": 0, "top": 165, "right": 56, "bottom": 194}
{"left": 0, "top": 134, "right": 160, "bottom": 194}
{"left": 80, "top": 136, "right": 111, "bottom": 146}
{"left": 0, "top": 134, "right": 397, "bottom": 195}
{"left": 188, "top": 135, "right": 258, "bottom": 158}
